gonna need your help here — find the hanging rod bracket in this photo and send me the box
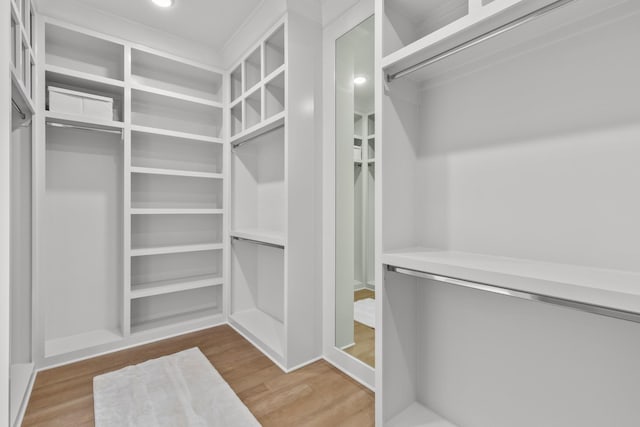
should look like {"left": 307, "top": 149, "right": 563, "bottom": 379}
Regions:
{"left": 231, "top": 235, "right": 284, "bottom": 250}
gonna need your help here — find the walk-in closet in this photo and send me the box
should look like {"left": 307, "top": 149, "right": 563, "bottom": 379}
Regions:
{"left": 2, "top": 0, "right": 640, "bottom": 426}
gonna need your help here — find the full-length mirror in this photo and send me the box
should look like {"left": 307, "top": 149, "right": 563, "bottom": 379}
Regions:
{"left": 335, "top": 16, "right": 375, "bottom": 368}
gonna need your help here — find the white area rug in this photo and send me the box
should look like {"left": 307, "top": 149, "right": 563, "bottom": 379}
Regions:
{"left": 354, "top": 298, "right": 376, "bottom": 328}
{"left": 93, "top": 347, "right": 261, "bottom": 427}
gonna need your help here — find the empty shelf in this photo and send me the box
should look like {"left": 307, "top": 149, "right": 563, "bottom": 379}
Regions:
{"left": 131, "top": 274, "right": 223, "bottom": 299}
{"left": 131, "top": 83, "right": 223, "bottom": 108}
{"left": 386, "top": 402, "right": 458, "bottom": 427}
{"left": 131, "top": 243, "right": 223, "bottom": 257}
{"left": 383, "top": 248, "right": 640, "bottom": 318}
{"left": 130, "top": 208, "right": 223, "bottom": 215}
{"left": 230, "top": 308, "right": 284, "bottom": 357}
{"left": 131, "top": 309, "right": 222, "bottom": 335}
{"left": 131, "top": 166, "right": 223, "bottom": 179}
{"left": 131, "top": 125, "right": 223, "bottom": 144}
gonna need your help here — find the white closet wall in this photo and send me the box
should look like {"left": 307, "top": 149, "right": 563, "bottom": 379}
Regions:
{"left": 377, "top": 0, "right": 640, "bottom": 426}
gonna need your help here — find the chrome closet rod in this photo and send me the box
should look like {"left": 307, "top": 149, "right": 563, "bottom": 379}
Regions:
{"left": 47, "top": 122, "right": 123, "bottom": 136}
{"left": 12, "top": 98, "right": 26, "bottom": 120}
{"left": 386, "top": 0, "right": 577, "bottom": 82}
{"left": 231, "top": 236, "right": 285, "bottom": 250}
{"left": 386, "top": 265, "right": 640, "bottom": 324}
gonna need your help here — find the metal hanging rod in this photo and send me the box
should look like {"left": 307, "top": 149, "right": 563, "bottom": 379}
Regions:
{"left": 12, "top": 98, "right": 26, "bottom": 120}
{"left": 231, "top": 235, "right": 285, "bottom": 250}
{"left": 386, "top": 0, "right": 577, "bottom": 82}
{"left": 47, "top": 122, "right": 123, "bottom": 137}
{"left": 386, "top": 265, "right": 640, "bottom": 324}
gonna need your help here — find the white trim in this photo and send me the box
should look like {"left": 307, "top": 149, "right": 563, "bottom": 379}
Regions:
{"left": 11, "top": 368, "right": 35, "bottom": 427}
{"left": 321, "top": 0, "right": 376, "bottom": 391}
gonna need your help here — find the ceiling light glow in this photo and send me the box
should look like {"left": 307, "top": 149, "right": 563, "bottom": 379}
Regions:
{"left": 152, "top": 0, "right": 174, "bottom": 8}
{"left": 353, "top": 76, "right": 367, "bottom": 85}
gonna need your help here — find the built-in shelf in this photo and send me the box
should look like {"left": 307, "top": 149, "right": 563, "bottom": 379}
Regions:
{"left": 131, "top": 274, "right": 223, "bottom": 299}
{"left": 231, "top": 111, "right": 285, "bottom": 147}
{"left": 45, "top": 64, "right": 125, "bottom": 90}
{"left": 385, "top": 402, "right": 458, "bottom": 427}
{"left": 44, "top": 329, "right": 122, "bottom": 358}
{"left": 131, "top": 125, "right": 223, "bottom": 144}
{"left": 131, "top": 166, "right": 223, "bottom": 180}
{"left": 383, "top": 249, "right": 640, "bottom": 315}
{"left": 45, "top": 110, "right": 124, "bottom": 131}
{"left": 131, "top": 310, "right": 221, "bottom": 335}
{"left": 131, "top": 82, "right": 223, "bottom": 108}
{"left": 131, "top": 243, "right": 223, "bottom": 257}
{"left": 230, "top": 308, "right": 285, "bottom": 358}
{"left": 382, "top": 0, "right": 615, "bottom": 83}
{"left": 230, "top": 229, "right": 285, "bottom": 248}
{"left": 130, "top": 208, "right": 223, "bottom": 215}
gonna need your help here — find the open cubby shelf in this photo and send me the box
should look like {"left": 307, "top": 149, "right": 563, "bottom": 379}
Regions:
{"left": 131, "top": 129, "right": 223, "bottom": 174}
{"left": 45, "top": 23, "right": 124, "bottom": 81}
{"left": 131, "top": 89, "right": 223, "bottom": 139}
{"left": 131, "top": 214, "right": 222, "bottom": 252}
{"left": 130, "top": 286, "right": 222, "bottom": 334}
{"left": 131, "top": 173, "right": 223, "bottom": 210}
{"left": 131, "top": 48, "right": 223, "bottom": 103}
{"left": 130, "top": 274, "right": 223, "bottom": 300}
{"left": 229, "top": 23, "right": 286, "bottom": 143}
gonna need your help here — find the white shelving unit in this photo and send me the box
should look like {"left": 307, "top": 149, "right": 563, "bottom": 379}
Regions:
{"left": 36, "top": 18, "right": 226, "bottom": 365}
{"left": 228, "top": 15, "right": 321, "bottom": 371}
{"left": 353, "top": 112, "right": 375, "bottom": 290}
{"left": 377, "top": 0, "right": 640, "bottom": 425}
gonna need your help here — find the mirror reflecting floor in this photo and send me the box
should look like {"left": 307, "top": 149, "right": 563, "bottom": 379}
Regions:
{"left": 344, "top": 289, "right": 375, "bottom": 367}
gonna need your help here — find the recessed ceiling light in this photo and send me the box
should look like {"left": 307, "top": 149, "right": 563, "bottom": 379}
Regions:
{"left": 353, "top": 76, "right": 367, "bottom": 85}
{"left": 152, "top": 0, "right": 174, "bottom": 8}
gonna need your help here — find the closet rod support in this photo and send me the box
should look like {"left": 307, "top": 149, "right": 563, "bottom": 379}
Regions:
{"left": 386, "top": 0, "right": 576, "bottom": 82}
{"left": 386, "top": 265, "right": 640, "bottom": 324}
{"left": 12, "top": 98, "right": 26, "bottom": 120}
{"left": 231, "top": 236, "right": 284, "bottom": 250}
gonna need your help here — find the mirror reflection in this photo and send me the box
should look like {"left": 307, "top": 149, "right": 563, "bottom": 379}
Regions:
{"left": 335, "top": 16, "right": 375, "bottom": 368}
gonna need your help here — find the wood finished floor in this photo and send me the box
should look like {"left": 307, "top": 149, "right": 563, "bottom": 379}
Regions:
{"left": 344, "top": 289, "right": 375, "bottom": 368}
{"left": 23, "top": 325, "right": 374, "bottom": 427}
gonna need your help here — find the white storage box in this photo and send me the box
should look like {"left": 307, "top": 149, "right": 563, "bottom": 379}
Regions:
{"left": 353, "top": 146, "right": 362, "bottom": 161}
{"left": 48, "top": 86, "right": 114, "bottom": 120}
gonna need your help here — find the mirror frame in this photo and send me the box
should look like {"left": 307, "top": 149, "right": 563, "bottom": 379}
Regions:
{"left": 321, "top": 0, "right": 375, "bottom": 390}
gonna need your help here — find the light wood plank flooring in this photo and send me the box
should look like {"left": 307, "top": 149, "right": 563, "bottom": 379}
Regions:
{"left": 344, "top": 289, "right": 375, "bottom": 367}
{"left": 22, "top": 325, "right": 374, "bottom": 426}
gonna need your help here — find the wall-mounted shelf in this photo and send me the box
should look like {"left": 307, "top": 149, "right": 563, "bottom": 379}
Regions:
{"left": 383, "top": 249, "right": 640, "bottom": 320}
{"left": 131, "top": 208, "right": 223, "bottom": 215}
{"left": 130, "top": 274, "right": 223, "bottom": 299}
{"left": 131, "top": 243, "right": 223, "bottom": 257}
{"left": 131, "top": 125, "right": 222, "bottom": 144}
{"left": 131, "top": 166, "right": 223, "bottom": 180}
{"left": 45, "top": 110, "right": 124, "bottom": 132}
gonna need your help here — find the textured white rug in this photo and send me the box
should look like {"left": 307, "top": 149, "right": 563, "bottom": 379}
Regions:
{"left": 354, "top": 298, "right": 375, "bottom": 328}
{"left": 93, "top": 347, "right": 261, "bottom": 427}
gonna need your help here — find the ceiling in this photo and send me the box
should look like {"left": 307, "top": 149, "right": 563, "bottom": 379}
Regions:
{"left": 69, "top": 0, "right": 264, "bottom": 49}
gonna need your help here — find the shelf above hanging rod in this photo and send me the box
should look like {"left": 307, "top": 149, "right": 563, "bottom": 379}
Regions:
{"left": 386, "top": 264, "right": 640, "bottom": 324}
{"left": 385, "top": 0, "right": 576, "bottom": 82}
{"left": 47, "top": 121, "right": 124, "bottom": 137}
